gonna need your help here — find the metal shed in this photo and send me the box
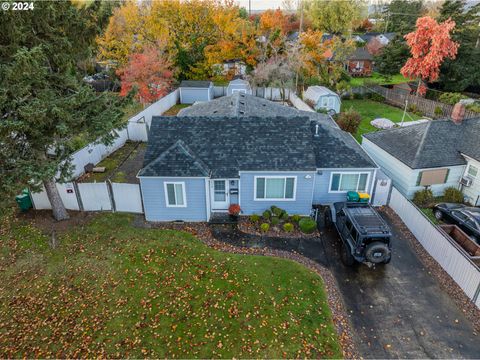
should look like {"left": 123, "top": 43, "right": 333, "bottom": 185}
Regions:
{"left": 226, "top": 79, "right": 252, "bottom": 96}
{"left": 303, "top": 86, "right": 341, "bottom": 114}
{"left": 179, "top": 80, "right": 214, "bottom": 104}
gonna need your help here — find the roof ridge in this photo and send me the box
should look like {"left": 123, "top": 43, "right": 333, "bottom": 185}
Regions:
{"left": 411, "top": 120, "right": 432, "bottom": 168}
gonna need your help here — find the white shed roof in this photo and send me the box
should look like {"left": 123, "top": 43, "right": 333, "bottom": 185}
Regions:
{"left": 228, "top": 79, "right": 250, "bottom": 86}
{"left": 304, "top": 86, "right": 339, "bottom": 101}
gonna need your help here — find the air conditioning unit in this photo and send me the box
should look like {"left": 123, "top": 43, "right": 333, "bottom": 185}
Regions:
{"left": 460, "top": 176, "right": 472, "bottom": 187}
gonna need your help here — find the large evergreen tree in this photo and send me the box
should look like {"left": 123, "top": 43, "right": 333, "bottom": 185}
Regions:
{"left": 0, "top": 1, "right": 128, "bottom": 220}
{"left": 374, "top": 36, "right": 410, "bottom": 76}
{"left": 383, "top": 0, "right": 424, "bottom": 34}
{"left": 437, "top": 0, "right": 480, "bottom": 92}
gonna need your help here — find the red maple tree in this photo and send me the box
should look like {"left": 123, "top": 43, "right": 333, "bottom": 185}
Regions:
{"left": 118, "top": 47, "right": 174, "bottom": 103}
{"left": 401, "top": 16, "right": 459, "bottom": 95}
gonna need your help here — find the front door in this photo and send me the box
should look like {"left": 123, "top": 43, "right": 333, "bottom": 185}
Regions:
{"left": 211, "top": 180, "right": 229, "bottom": 211}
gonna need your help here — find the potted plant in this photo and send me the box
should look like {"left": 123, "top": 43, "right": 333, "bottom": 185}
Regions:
{"left": 228, "top": 204, "right": 241, "bottom": 220}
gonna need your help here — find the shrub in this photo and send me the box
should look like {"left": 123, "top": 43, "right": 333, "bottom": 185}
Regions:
{"left": 271, "top": 206, "right": 283, "bottom": 217}
{"left": 413, "top": 188, "right": 434, "bottom": 207}
{"left": 260, "top": 223, "right": 270, "bottom": 232}
{"left": 434, "top": 106, "right": 443, "bottom": 117}
{"left": 250, "top": 214, "right": 260, "bottom": 223}
{"left": 280, "top": 211, "right": 289, "bottom": 221}
{"left": 291, "top": 214, "right": 301, "bottom": 223}
{"left": 283, "top": 223, "right": 294, "bottom": 232}
{"left": 304, "top": 99, "right": 316, "bottom": 109}
{"left": 262, "top": 209, "right": 271, "bottom": 220}
{"left": 466, "top": 102, "right": 480, "bottom": 113}
{"left": 439, "top": 92, "right": 468, "bottom": 105}
{"left": 228, "top": 204, "right": 241, "bottom": 216}
{"left": 443, "top": 187, "right": 464, "bottom": 203}
{"left": 369, "top": 92, "right": 385, "bottom": 102}
{"left": 299, "top": 217, "right": 317, "bottom": 234}
{"left": 271, "top": 217, "right": 280, "bottom": 226}
{"left": 316, "top": 108, "right": 328, "bottom": 114}
{"left": 337, "top": 107, "right": 361, "bottom": 134}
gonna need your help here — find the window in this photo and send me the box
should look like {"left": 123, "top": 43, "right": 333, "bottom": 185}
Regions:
{"left": 467, "top": 164, "right": 478, "bottom": 178}
{"left": 164, "top": 182, "right": 186, "bottom": 207}
{"left": 255, "top": 176, "right": 296, "bottom": 200}
{"left": 330, "top": 173, "right": 369, "bottom": 193}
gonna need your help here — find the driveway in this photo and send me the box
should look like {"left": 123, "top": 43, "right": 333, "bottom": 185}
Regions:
{"left": 211, "top": 210, "right": 480, "bottom": 358}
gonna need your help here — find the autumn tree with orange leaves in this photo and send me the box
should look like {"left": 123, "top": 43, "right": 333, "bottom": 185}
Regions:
{"left": 118, "top": 47, "right": 174, "bottom": 104}
{"left": 401, "top": 16, "right": 459, "bottom": 95}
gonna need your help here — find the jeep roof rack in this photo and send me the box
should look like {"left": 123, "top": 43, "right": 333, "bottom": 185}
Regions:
{"left": 344, "top": 205, "right": 391, "bottom": 236}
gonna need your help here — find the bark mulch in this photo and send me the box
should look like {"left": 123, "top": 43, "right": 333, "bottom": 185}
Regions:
{"left": 237, "top": 217, "right": 318, "bottom": 238}
{"left": 383, "top": 207, "right": 480, "bottom": 333}
{"left": 136, "top": 218, "right": 359, "bottom": 359}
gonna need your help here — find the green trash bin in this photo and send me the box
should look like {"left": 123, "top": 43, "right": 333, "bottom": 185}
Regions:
{"left": 346, "top": 191, "right": 360, "bottom": 202}
{"left": 15, "top": 191, "right": 32, "bottom": 212}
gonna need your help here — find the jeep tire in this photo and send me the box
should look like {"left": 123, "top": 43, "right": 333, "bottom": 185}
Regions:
{"left": 341, "top": 242, "right": 355, "bottom": 266}
{"left": 324, "top": 210, "right": 333, "bottom": 230}
{"left": 365, "top": 242, "right": 391, "bottom": 264}
{"left": 434, "top": 210, "right": 443, "bottom": 220}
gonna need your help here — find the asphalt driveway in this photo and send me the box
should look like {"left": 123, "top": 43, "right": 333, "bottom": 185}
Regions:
{"left": 211, "top": 210, "right": 480, "bottom": 358}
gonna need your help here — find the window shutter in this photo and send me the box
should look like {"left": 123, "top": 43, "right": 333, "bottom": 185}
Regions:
{"left": 416, "top": 172, "right": 422, "bottom": 186}
{"left": 444, "top": 169, "right": 450, "bottom": 183}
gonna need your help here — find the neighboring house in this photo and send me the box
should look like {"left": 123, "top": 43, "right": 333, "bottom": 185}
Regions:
{"left": 303, "top": 86, "right": 341, "bottom": 114}
{"left": 179, "top": 80, "right": 214, "bottom": 104}
{"left": 226, "top": 79, "right": 252, "bottom": 95}
{"left": 345, "top": 47, "right": 374, "bottom": 77}
{"left": 213, "top": 59, "right": 246, "bottom": 77}
{"left": 362, "top": 116, "right": 480, "bottom": 205}
{"left": 138, "top": 93, "right": 377, "bottom": 221}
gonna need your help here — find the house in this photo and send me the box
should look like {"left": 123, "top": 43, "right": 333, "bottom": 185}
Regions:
{"left": 179, "top": 80, "right": 214, "bottom": 104}
{"left": 138, "top": 93, "right": 377, "bottom": 221}
{"left": 213, "top": 59, "right": 246, "bottom": 77}
{"left": 362, "top": 116, "right": 480, "bottom": 205}
{"left": 226, "top": 79, "right": 252, "bottom": 95}
{"left": 345, "top": 47, "right": 373, "bottom": 77}
{"left": 303, "top": 86, "right": 341, "bottom": 114}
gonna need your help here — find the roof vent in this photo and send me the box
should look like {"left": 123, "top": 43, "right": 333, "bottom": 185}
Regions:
{"left": 213, "top": 110, "right": 218, "bottom": 114}
{"left": 314, "top": 124, "right": 320, "bottom": 137}
{"left": 239, "top": 110, "right": 245, "bottom": 114}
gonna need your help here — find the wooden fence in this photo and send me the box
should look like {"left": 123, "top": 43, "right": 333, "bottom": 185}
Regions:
{"left": 366, "top": 85, "right": 478, "bottom": 119}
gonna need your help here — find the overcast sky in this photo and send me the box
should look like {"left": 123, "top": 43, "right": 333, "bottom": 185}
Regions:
{"left": 235, "top": 0, "right": 288, "bottom": 10}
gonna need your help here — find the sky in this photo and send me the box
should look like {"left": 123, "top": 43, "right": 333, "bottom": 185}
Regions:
{"left": 235, "top": 0, "right": 289, "bottom": 11}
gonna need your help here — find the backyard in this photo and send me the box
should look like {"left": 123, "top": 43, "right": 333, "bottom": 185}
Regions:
{"left": 0, "top": 212, "right": 342, "bottom": 358}
{"left": 348, "top": 73, "right": 409, "bottom": 87}
{"left": 341, "top": 99, "right": 421, "bottom": 142}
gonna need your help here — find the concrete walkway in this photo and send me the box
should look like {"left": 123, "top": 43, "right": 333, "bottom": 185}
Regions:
{"left": 210, "top": 210, "right": 480, "bottom": 358}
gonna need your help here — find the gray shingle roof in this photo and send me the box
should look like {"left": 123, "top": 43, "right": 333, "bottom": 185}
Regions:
{"left": 178, "top": 92, "right": 336, "bottom": 127}
{"left": 179, "top": 80, "right": 212, "bottom": 88}
{"left": 349, "top": 47, "right": 373, "bottom": 61}
{"left": 140, "top": 116, "right": 318, "bottom": 178}
{"left": 363, "top": 117, "right": 480, "bottom": 169}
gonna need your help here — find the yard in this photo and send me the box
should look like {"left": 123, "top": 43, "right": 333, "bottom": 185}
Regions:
{"left": 78, "top": 141, "right": 146, "bottom": 183}
{"left": 0, "top": 212, "right": 341, "bottom": 358}
{"left": 348, "top": 73, "right": 409, "bottom": 87}
{"left": 162, "top": 104, "right": 190, "bottom": 116}
{"left": 341, "top": 99, "right": 421, "bottom": 142}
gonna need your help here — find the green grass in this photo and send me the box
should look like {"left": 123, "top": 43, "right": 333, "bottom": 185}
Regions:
{"left": 82, "top": 141, "right": 143, "bottom": 183}
{"left": 122, "top": 101, "right": 144, "bottom": 122}
{"left": 420, "top": 208, "right": 440, "bottom": 225}
{"left": 162, "top": 104, "right": 190, "bottom": 116}
{"left": 0, "top": 213, "right": 341, "bottom": 358}
{"left": 348, "top": 72, "right": 409, "bottom": 87}
{"left": 341, "top": 99, "right": 421, "bottom": 142}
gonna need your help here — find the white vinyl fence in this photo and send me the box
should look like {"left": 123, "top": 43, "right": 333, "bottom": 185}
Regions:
{"left": 289, "top": 92, "right": 314, "bottom": 112}
{"left": 31, "top": 181, "right": 143, "bottom": 214}
{"left": 389, "top": 187, "right": 480, "bottom": 308}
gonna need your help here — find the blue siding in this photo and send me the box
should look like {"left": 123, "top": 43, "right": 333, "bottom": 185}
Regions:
{"left": 239, "top": 172, "right": 315, "bottom": 215}
{"left": 140, "top": 177, "right": 207, "bottom": 221}
{"left": 313, "top": 169, "right": 376, "bottom": 204}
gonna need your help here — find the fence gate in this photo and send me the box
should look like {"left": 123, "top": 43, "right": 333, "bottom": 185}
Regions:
{"left": 77, "top": 182, "right": 112, "bottom": 211}
{"left": 111, "top": 183, "right": 143, "bottom": 213}
{"left": 372, "top": 178, "right": 392, "bottom": 206}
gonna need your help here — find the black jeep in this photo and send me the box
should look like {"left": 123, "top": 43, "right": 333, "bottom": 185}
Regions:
{"left": 325, "top": 202, "right": 392, "bottom": 266}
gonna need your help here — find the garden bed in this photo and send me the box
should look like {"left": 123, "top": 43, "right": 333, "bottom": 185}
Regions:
{"left": 236, "top": 206, "right": 319, "bottom": 238}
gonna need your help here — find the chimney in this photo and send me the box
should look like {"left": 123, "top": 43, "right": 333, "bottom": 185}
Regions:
{"left": 451, "top": 103, "right": 466, "bottom": 125}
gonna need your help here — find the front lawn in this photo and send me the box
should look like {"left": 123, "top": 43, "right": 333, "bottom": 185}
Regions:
{"left": 0, "top": 212, "right": 341, "bottom": 358}
{"left": 341, "top": 99, "right": 421, "bottom": 142}
{"left": 348, "top": 72, "right": 409, "bottom": 87}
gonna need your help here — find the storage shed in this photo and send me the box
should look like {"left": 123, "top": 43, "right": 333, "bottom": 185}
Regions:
{"left": 226, "top": 79, "right": 252, "bottom": 96}
{"left": 179, "top": 80, "right": 214, "bottom": 104}
{"left": 303, "top": 86, "right": 341, "bottom": 114}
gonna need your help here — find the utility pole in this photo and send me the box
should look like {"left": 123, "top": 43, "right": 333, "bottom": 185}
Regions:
{"left": 295, "top": 0, "right": 304, "bottom": 92}
{"left": 249, "top": 0, "right": 251, "bottom": 17}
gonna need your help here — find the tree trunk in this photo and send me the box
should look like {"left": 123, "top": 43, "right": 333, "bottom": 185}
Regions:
{"left": 43, "top": 178, "right": 69, "bottom": 221}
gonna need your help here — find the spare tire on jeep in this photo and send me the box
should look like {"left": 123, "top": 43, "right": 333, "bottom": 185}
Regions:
{"left": 365, "top": 242, "right": 391, "bottom": 264}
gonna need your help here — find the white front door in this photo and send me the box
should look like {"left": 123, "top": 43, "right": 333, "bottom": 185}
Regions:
{"left": 211, "top": 180, "right": 229, "bottom": 210}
